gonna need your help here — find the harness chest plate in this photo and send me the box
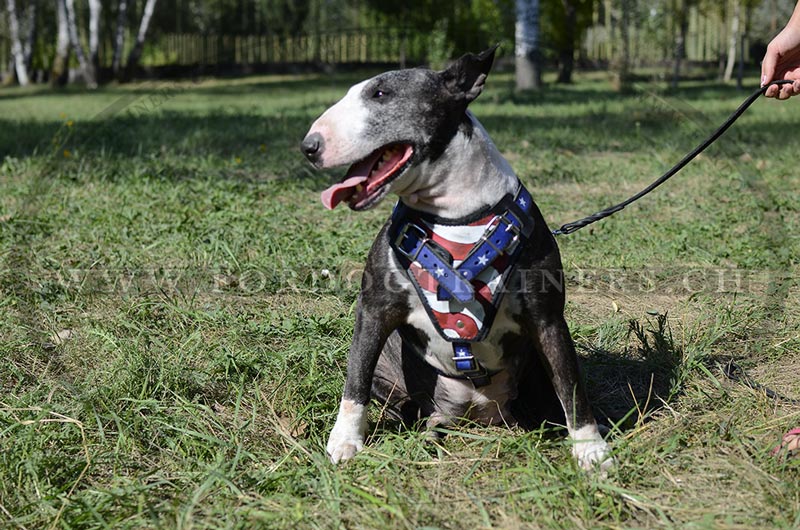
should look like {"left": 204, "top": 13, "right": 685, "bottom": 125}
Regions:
{"left": 389, "top": 183, "right": 535, "bottom": 345}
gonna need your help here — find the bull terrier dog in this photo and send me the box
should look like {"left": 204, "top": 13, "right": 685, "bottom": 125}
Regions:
{"left": 301, "top": 47, "right": 612, "bottom": 471}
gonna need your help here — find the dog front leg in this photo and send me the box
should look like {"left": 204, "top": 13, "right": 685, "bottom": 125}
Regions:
{"left": 327, "top": 302, "right": 388, "bottom": 464}
{"left": 534, "top": 317, "right": 613, "bottom": 472}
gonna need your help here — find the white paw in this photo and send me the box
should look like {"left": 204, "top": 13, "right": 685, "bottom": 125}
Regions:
{"left": 326, "top": 432, "right": 364, "bottom": 464}
{"left": 570, "top": 425, "right": 614, "bottom": 473}
{"left": 573, "top": 439, "right": 614, "bottom": 473}
{"left": 326, "top": 399, "right": 367, "bottom": 464}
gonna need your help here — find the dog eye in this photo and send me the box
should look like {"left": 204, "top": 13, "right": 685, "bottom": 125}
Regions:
{"left": 372, "top": 89, "right": 386, "bottom": 99}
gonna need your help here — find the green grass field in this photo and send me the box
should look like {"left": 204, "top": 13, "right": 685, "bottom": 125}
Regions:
{"left": 1, "top": 70, "right": 799, "bottom": 529}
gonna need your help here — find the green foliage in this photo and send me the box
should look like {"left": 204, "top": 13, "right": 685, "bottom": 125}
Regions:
{"left": 427, "top": 19, "right": 454, "bottom": 70}
{"left": 540, "top": 0, "right": 597, "bottom": 55}
{"left": 153, "top": 0, "right": 315, "bottom": 34}
{"left": 365, "top": 0, "right": 516, "bottom": 59}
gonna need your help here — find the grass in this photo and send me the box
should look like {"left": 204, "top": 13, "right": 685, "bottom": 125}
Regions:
{"left": 1, "top": 68, "right": 799, "bottom": 529}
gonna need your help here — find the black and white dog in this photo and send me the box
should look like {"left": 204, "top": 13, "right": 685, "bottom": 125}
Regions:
{"left": 301, "top": 47, "right": 612, "bottom": 471}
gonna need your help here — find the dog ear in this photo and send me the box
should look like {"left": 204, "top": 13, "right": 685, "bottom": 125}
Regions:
{"left": 441, "top": 44, "right": 499, "bottom": 104}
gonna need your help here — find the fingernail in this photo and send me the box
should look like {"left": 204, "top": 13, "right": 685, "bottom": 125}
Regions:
{"left": 761, "top": 75, "right": 766, "bottom": 86}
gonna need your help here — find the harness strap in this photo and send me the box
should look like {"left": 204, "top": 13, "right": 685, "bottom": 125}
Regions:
{"left": 438, "top": 186, "right": 535, "bottom": 301}
{"left": 393, "top": 220, "right": 475, "bottom": 302}
{"left": 452, "top": 342, "right": 493, "bottom": 387}
{"left": 392, "top": 184, "right": 535, "bottom": 304}
{"left": 390, "top": 182, "right": 537, "bottom": 387}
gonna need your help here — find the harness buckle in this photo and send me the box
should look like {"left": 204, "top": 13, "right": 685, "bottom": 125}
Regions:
{"left": 480, "top": 213, "right": 523, "bottom": 256}
{"left": 501, "top": 211, "right": 522, "bottom": 254}
{"left": 452, "top": 352, "right": 477, "bottom": 371}
{"left": 394, "top": 222, "right": 429, "bottom": 262}
{"left": 500, "top": 210, "right": 522, "bottom": 233}
{"left": 499, "top": 211, "right": 522, "bottom": 253}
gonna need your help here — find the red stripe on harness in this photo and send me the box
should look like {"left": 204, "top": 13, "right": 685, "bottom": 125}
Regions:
{"left": 431, "top": 309, "right": 479, "bottom": 339}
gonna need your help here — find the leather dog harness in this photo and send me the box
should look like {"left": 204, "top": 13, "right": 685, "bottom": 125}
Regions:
{"left": 389, "top": 182, "right": 536, "bottom": 386}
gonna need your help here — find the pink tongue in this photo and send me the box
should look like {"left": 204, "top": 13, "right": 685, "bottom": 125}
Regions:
{"left": 320, "top": 175, "right": 368, "bottom": 210}
{"left": 320, "top": 151, "right": 383, "bottom": 210}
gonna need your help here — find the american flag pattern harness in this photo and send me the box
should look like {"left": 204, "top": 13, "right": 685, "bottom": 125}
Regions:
{"left": 389, "top": 182, "right": 536, "bottom": 386}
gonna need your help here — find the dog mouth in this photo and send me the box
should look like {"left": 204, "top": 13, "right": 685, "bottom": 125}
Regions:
{"left": 320, "top": 143, "right": 414, "bottom": 210}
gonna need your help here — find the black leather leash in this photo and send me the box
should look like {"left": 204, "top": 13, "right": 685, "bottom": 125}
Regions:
{"left": 551, "top": 80, "right": 800, "bottom": 405}
{"left": 552, "top": 79, "right": 795, "bottom": 236}
{"left": 722, "top": 360, "right": 800, "bottom": 405}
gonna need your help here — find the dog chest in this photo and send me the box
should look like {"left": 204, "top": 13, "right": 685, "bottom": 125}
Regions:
{"left": 387, "top": 246, "right": 523, "bottom": 376}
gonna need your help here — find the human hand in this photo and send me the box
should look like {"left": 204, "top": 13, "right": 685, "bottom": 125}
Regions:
{"left": 762, "top": 22, "right": 800, "bottom": 99}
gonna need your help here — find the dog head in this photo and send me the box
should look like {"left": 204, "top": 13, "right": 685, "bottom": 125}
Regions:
{"left": 301, "top": 46, "right": 498, "bottom": 210}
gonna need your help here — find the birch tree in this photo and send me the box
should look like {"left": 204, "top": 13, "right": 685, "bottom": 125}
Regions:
{"left": 515, "top": 0, "right": 543, "bottom": 90}
{"left": 724, "top": 0, "right": 741, "bottom": 83}
{"left": 52, "top": 0, "right": 70, "bottom": 85}
{"left": 22, "top": 0, "right": 36, "bottom": 75}
{"left": 89, "top": 0, "right": 102, "bottom": 77}
{"left": 124, "top": 0, "right": 159, "bottom": 80}
{"left": 63, "top": 0, "right": 97, "bottom": 87}
{"left": 112, "top": 0, "right": 128, "bottom": 77}
{"left": 5, "top": 0, "right": 30, "bottom": 86}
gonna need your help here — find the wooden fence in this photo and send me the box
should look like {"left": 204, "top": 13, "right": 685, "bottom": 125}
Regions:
{"left": 583, "top": 5, "right": 754, "bottom": 66}
{"left": 0, "top": 28, "right": 430, "bottom": 76}
{"left": 0, "top": 10, "right": 755, "bottom": 77}
{"left": 136, "top": 28, "right": 430, "bottom": 67}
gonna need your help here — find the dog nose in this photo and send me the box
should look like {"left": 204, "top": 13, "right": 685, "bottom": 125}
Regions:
{"left": 301, "top": 133, "right": 323, "bottom": 162}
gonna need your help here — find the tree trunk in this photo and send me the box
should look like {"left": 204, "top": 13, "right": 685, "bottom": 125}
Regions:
{"left": 63, "top": 0, "right": 97, "bottom": 87}
{"left": 515, "top": 0, "right": 543, "bottom": 90}
{"left": 736, "top": 2, "right": 750, "bottom": 90}
{"left": 6, "top": 0, "right": 30, "bottom": 86}
{"left": 124, "top": 0, "right": 159, "bottom": 81}
{"left": 89, "top": 0, "right": 102, "bottom": 79}
{"left": 724, "top": 0, "right": 740, "bottom": 82}
{"left": 613, "top": 0, "right": 633, "bottom": 92}
{"left": 4, "top": 57, "right": 13, "bottom": 85}
{"left": 52, "top": 0, "right": 70, "bottom": 86}
{"left": 112, "top": 0, "right": 128, "bottom": 77}
{"left": 671, "top": 1, "right": 689, "bottom": 89}
{"left": 557, "top": 0, "right": 577, "bottom": 84}
{"left": 22, "top": 0, "right": 36, "bottom": 74}
{"left": 718, "top": 2, "right": 728, "bottom": 79}
{"left": 770, "top": 0, "right": 777, "bottom": 33}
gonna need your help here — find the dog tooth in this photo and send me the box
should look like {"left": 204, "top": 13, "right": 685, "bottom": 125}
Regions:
{"left": 355, "top": 184, "right": 363, "bottom": 193}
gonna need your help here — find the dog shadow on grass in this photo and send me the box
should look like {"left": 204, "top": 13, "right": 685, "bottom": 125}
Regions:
{"left": 580, "top": 312, "right": 692, "bottom": 431}
{"left": 513, "top": 312, "right": 694, "bottom": 436}
{"left": 367, "top": 312, "right": 692, "bottom": 450}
